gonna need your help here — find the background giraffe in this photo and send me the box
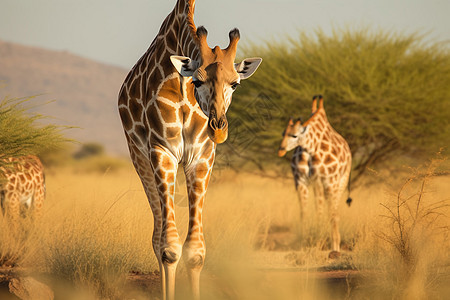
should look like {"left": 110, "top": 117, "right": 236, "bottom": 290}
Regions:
{"left": 0, "top": 155, "right": 45, "bottom": 222}
{"left": 278, "top": 95, "right": 352, "bottom": 253}
{"left": 118, "top": 1, "right": 261, "bottom": 299}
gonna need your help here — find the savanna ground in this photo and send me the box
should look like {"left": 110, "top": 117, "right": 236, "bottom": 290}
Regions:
{"left": 1, "top": 154, "right": 449, "bottom": 300}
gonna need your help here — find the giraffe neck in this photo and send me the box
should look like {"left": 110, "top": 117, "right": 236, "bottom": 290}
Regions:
{"left": 164, "top": 0, "right": 200, "bottom": 60}
{"left": 300, "top": 109, "right": 330, "bottom": 154}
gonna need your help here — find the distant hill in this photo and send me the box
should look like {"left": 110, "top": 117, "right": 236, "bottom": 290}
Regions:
{"left": 0, "top": 40, "right": 130, "bottom": 155}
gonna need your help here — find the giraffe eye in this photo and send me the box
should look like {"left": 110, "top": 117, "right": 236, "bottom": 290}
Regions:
{"left": 192, "top": 80, "right": 204, "bottom": 88}
{"left": 289, "top": 135, "right": 298, "bottom": 138}
{"left": 231, "top": 82, "right": 240, "bottom": 90}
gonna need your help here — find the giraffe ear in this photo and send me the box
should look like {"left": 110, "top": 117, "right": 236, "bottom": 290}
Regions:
{"left": 170, "top": 56, "right": 199, "bottom": 77}
{"left": 234, "top": 58, "right": 262, "bottom": 80}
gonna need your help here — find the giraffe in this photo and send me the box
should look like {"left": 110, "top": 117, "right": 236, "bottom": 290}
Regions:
{"left": 278, "top": 95, "right": 352, "bottom": 253}
{"left": 0, "top": 155, "right": 45, "bottom": 222}
{"left": 118, "top": 1, "right": 262, "bottom": 299}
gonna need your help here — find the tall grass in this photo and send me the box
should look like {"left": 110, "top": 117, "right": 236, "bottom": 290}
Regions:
{"left": 1, "top": 155, "right": 448, "bottom": 299}
{"left": 353, "top": 154, "right": 450, "bottom": 299}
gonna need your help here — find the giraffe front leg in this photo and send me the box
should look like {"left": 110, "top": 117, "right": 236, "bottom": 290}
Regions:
{"left": 126, "top": 140, "right": 167, "bottom": 298}
{"left": 313, "top": 180, "right": 325, "bottom": 219}
{"left": 150, "top": 149, "right": 182, "bottom": 300}
{"left": 325, "top": 186, "right": 341, "bottom": 252}
{"left": 296, "top": 182, "right": 309, "bottom": 222}
{"left": 183, "top": 160, "right": 213, "bottom": 300}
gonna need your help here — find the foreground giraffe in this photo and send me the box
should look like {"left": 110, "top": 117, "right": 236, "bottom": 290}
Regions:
{"left": 118, "top": 1, "right": 261, "bottom": 299}
{"left": 0, "top": 155, "right": 45, "bottom": 222}
{"left": 278, "top": 95, "right": 352, "bottom": 253}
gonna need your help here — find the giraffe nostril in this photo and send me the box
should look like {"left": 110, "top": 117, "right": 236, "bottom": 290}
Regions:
{"left": 218, "top": 118, "right": 227, "bottom": 130}
{"left": 209, "top": 118, "right": 218, "bottom": 130}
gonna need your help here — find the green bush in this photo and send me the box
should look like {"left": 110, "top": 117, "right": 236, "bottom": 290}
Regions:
{"left": 222, "top": 28, "right": 450, "bottom": 181}
{"left": 0, "top": 95, "right": 70, "bottom": 167}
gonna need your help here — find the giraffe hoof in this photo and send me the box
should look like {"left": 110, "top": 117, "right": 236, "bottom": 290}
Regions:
{"left": 328, "top": 251, "right": 341, "bottom": 259}
{"left": 162, "top": 250, "right": 179, "bottom": 264}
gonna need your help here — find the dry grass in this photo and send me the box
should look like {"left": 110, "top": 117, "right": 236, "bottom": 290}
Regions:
{"left": 0, "top": 156, "right": 449, "bottom": 299}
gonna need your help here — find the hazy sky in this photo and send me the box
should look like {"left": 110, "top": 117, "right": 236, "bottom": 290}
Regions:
{"left": 1, "top": 0, "right": 449, "bottom": 69}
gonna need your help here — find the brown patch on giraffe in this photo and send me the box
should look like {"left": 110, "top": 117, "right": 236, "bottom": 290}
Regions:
{"left": 161, "top": 155, "right": 175, "bottom": 170}
{"left": 135, "top": 125, "right": 148, "bottom": 142}
{"left": 328, "top": 164, "right": 338, "bottom": 174}
{"left": 129, "top": 76, "right": 143, "bottom": 99}
{"left": 158, "top": 78, "right": 182, "bottom": 103}
{"left": 166, "top": 126, "right": 182, "bottom": 140}
{"left": 147, "top": 104, "right": 165, "bottom": 135}
{"left": 312, "top": 154, "right": 321, "bottom": 164}
{"left": 185, "top": 111, "right": 207, "bottom": 144}
{"left": 149, "top": 67, "right": 164, "bottom": 88}
{"left": 195, "top": 166, "right": 209, "bottom": 179}
{"left": 319, "top": 165, "right": 326, "bottom": 174}
{"left": 166, "top": 30, "right": 178, "bottom": 53}
{"left": 166, "top": 172, "right": 175, "bottom": 184}
{"left": 316, "top": 121, "right": 324, "bottom": 131}
{"left": 331, "top": 145, "right": 338, "bottom": 157}
{"left": 320, "top": 142, "right": 329, "bottom": 152}
{"left": 129, "top": 98, "right": 144, "bottom": 118}
{"left": 324, "top": 154, "right": 334, "bottom": 165}
{"left": 119, "top": 107, "right": 133, "bottom": 131}
{"left": 160, "top": 52, "right": 176, "bottom": 73}
{"left": 185, "top": 81, "right": 198, "bottom": 107}
{"left": 156, "top": 100, "right": 178, "bottom": 123}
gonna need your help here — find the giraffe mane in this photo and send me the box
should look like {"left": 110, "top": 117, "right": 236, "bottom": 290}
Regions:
{"left": 185, "top": 0, "right": 201, "bottom": 47}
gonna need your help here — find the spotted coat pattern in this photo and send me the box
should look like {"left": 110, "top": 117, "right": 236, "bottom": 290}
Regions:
{"left": 0, "top": 155, "right": 45, "bottom": 221}
{"left": 117, "top": 1, "right": 261, "bottom": 299}
{"left": 279, "top": 96, "right": 352, "bottom": 252}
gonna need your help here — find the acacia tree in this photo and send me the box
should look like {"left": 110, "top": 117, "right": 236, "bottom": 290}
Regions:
{"left": 220, "top": 28, "right": 450, "bottom": 182}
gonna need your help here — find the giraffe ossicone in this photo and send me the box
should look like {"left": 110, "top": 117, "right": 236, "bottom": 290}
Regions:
{"left": 118, "top": 1, "right": 261, "bottom": 299}
{"left": 279, "top": 95, "right": 352, "bottom": 253}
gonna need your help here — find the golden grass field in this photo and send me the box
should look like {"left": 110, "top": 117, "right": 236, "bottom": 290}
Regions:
{"left": 1, "top": 156, "right": 449, "bottom": 299}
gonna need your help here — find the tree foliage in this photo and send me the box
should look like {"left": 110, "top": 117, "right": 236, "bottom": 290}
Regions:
{"left": 0, "top": 95, "right": 70, "bottom": 168}
{"left": 220, "top": 28, "right": 450, "bottom": 181}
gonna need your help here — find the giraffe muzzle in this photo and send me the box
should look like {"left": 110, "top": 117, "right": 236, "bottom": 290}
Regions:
{"left": 278, "top": 147, "right": 287, "bottom": 157}
{"left": 208, "top": 115, "right": 228, "bottom": 144}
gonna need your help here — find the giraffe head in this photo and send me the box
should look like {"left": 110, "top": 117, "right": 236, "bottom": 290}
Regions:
{"left": 278, "top": 117, "right": 309, "bottom": 157}
{"left": 171, "top": 27, "right": 262, "bottom": 144}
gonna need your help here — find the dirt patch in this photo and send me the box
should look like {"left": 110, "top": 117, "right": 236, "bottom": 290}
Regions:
{"left": 124, "top": 271, "right": 161, "bottom": 299}
{"left": 256, "top": 224, "right": 354, "bottom": 253}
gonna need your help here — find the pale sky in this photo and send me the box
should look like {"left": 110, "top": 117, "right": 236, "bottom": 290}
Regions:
{"left": 1, "top": 0, "right": 449, "bottom": 69}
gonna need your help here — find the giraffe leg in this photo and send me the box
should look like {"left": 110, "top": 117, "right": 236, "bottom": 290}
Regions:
{"left": 32, "top": 183, "right": 45, "bottom": 220}
{"left": 313, "top": 180, "right": 325, "bottom": 219}
{"left": 150, "top": 148, "right": 182, "bottom": 300}
{"left": 5, "top": 191, "right": 20, "bottom": 230}
{"left": 183, "top": 161, "right": 212, "bottom": 300}
{"left": 128, "top": 143, "right": 166, "bottom": 299}
{"left": 324, "top": 186, "right": 340, "bottom": 252}
{"left": 296, "top": 182, "right": 309, "bottom": 222}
